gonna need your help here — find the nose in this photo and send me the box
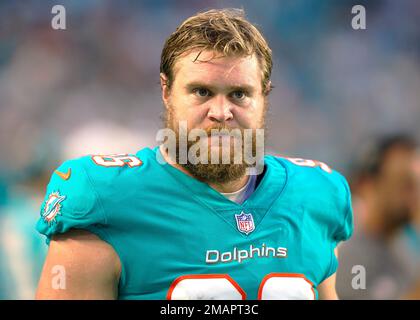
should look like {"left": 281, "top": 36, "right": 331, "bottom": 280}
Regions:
{"left": 207, "top": 96, "right": 233, "bottom": 123}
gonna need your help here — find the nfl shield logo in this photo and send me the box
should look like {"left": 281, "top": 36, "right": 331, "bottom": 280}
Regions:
{"left": 235, "top": 212, "right": 255, "bottom": 235}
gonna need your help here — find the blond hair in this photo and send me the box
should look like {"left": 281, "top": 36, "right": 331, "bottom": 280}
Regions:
{"left": 160, "top": 8, "right": 272, "bottom": 94}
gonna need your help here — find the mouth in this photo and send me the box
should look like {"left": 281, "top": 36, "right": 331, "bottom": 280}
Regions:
{"left": 208, "top": 133, "right": 237, "bottom": 147}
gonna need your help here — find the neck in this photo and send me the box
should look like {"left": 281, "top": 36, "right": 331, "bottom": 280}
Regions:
{"left": 159, "top": 145, "right": 249, "bottom": 193}
{"left": 208, "top": 175, "right": 250, "bottom": 194}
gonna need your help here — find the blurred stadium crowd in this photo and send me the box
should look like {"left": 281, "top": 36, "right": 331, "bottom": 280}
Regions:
{"left": 0, "top": 0, "right": 419, "bottom": 299}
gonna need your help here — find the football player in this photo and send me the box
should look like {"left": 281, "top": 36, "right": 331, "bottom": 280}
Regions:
{"left": 36, "top": 9, "right": 353, "bottom": 300}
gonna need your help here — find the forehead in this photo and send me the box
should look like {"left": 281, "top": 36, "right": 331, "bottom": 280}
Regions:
{"left": 173, "top": 50, "right": 262, "bottom": 89}
{"left": 383, "top": 147, "right": 415, "bottom": 175}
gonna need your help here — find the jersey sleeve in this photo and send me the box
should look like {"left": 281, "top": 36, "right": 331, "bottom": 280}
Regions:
{"left": 36, "top": 158, "right": 106, "bottom": 244}
{"left": 326, "top": 173, "right": 354, "bottom": 279}
{"left": 333, "top": 174, "right": 354, "bottom": 243}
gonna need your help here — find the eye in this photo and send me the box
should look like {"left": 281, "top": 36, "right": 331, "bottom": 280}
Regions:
{"left": 193, "top": 88, "right": 211, "bottom": 97}
{"left": 231, "top": 91, "right": 246, "bottom": 100}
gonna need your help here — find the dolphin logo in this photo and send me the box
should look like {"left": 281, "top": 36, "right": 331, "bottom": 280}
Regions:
{"left": 42, "top": 192, "right": 66, "bottom": 223}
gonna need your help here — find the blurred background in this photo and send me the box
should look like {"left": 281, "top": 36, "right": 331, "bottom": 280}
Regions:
{"left": 0, "top": 0, "right": 419, "bottom": 299}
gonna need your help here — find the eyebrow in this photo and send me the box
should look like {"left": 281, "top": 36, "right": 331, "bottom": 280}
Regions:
{"left": 185, "top": 82, "right": 256, "bottom": 93}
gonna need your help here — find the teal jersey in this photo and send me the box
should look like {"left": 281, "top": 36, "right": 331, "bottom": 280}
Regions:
{"left": 36, "top": 147, "right": 353, "bottom": 300}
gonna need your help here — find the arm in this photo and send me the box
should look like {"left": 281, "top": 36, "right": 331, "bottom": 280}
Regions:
{"left": 36, "top": 229, "right": 121, "bottom": 300}
{"left": 318, "top": 248, "right": 339, "bottom": 300}
{"left": 318, "top": 272, "right": 338, "bottom": 300}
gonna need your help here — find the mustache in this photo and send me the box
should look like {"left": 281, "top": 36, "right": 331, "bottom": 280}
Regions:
{"left": 201, "top": 125, "right": 245, "bottom": 136}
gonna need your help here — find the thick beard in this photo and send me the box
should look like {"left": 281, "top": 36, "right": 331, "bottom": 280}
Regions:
{"left": 164, "top": 105, "right": 265, "bottom": 185}
{"left": 183, "top": 129, "right": 248, "bottom": 184}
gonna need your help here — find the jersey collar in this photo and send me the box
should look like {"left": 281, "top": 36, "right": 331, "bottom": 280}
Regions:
{"left": 144, "top": 146, "right": 288, "bottom": 235}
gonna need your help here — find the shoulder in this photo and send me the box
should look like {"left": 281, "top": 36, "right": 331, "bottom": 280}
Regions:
{"left": 58, "top": 147, "right": 156, "bottom": 186}
{"left": 266, "top": 154, "right": 354, "bottom": 241}
{"left": 74, "top": 152, "right": 145, "bottom": 178}
{"left": 41, "top": 155, "right": 100, "bottom": 222}
{"left": 49, "top": 151, "right": 149, "bottom": 207}
{"left": 36, "top": 150, "right": 149, "bottom": 242}
{"left": 266, "top": 154, "right": 350, "bottom": 199}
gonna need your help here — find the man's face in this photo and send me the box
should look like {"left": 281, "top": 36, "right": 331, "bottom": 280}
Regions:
{"left": 161, "top": 49, "right": 267, "bottom": 183}
{"left": 375, "top": 146, "right": 417, "bottom": 226}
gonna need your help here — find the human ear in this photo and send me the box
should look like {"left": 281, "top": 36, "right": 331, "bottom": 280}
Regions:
{"left": 160, "top": 73, "right": 171, "bottom": 107}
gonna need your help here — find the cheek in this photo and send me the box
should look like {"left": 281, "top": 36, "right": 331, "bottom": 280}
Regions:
{"left": 170, "top": 95, "right": 208, "bottom": 127}
{"left": 234, "top": 100, "right": 266, "bottom": 128}
{"left": 186, "top": 110, "right": 209, "bottom": 129}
